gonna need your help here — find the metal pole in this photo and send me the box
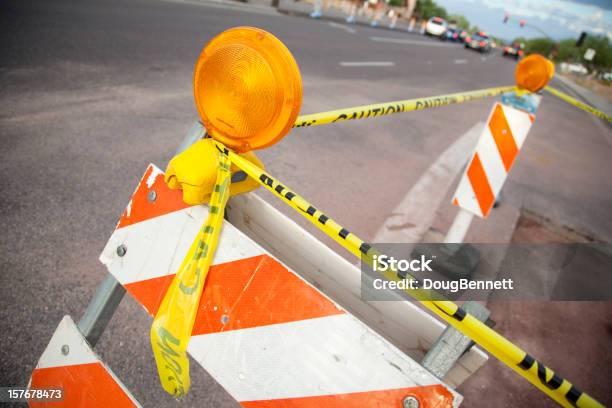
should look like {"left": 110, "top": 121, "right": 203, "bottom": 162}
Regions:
{"left": 422, "top": 300, "right": 490, "bottom": 379}
{"left": 77, "top": 121, "right": 205, "bottom": 347}
{"left": 77, "top": 275, "right": 126, "bottom": 346}
{"left": 443, "top": 208, "right": 474, "bottom": 244}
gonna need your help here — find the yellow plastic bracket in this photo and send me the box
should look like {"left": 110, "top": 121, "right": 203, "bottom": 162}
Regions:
{"left": 165, "top": 138, "right": 263, "bottom": 205}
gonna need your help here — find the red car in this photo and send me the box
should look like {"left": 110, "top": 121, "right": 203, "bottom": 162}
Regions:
{"left": 503, "top": 43, "right": 524, "bottom": 60}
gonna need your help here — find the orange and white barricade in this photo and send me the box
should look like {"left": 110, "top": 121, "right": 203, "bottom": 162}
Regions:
{"left": 452, "top": 98, "right": 538, "bottom": 219}
{"left": 444, "top": 92, "right": 541, "bottom": 244}
{"left": 97, "top": 163, "right": 463, "bottom": 407}
{"left": 26, "top": 157, "right": 488, "bottom": 407}
{"left": 29, "top": 316, "right": 140, "bottom": 407}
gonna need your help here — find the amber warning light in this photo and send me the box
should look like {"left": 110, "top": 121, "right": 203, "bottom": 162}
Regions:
{"left": 515, "top": 53, "right": 554, "bottom": 93}
{"left": 193, "top": 27, "right": 303, "bottom": 153}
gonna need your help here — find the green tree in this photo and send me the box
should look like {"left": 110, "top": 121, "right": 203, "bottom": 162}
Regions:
{"left": 511, "top": 36, "right": 528, "bottom": 46}
{"left": 449, "top": 14, "right": 469, "bottom": 30}
{"left": 556, "top": 38, "right": 579, "bottom": 63}
{"left": 414, "top": 0, "right": 447, "bottom": 20}
{"left": 490, "top": 36, "right": 505, "bottom": 46}
{"left": 525, "top": 37, "right": 556, "bottom": 57}
{"left": 514, "top": 34, "right": 611, "bottom": 71}
{"left": 579, "top": 34, "right": 611, "bottom": 70}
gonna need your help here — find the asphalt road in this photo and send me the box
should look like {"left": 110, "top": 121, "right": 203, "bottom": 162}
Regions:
{"left": 1, "top": 0, "right": 611, "bottom": 407}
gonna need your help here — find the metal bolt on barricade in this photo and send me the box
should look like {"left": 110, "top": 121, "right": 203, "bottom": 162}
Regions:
{"left": 147, "top": 190, "right": 157, "bottom": 202}
{"left": 116, "top": 244, "right": 127, "bottom": 257}
{"left": 403, "top": 395, "right": 420, "bottom": 408}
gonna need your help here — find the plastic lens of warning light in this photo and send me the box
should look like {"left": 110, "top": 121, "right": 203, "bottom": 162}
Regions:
{"left": 515, "top": 54, "right": 553, "bottom": 92}
{"left": 545, "top": 58, "right": 555, "bottom": 79}
{"left": 193, "top": 27, "right": 303, "bottom": 152}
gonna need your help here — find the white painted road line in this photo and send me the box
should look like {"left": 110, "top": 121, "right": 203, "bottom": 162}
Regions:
{"left": 373, "top": 122, "right": 484, "bottom": 243}
{"left": 454, "top": 59, "right": 468, "bottom": 64}
{"left": 339, "top": 61, "right": 395, "bottom": 67}
{"left": 329, "top": 21, "right": 356, "bottom": 34}
{"left": 370, "top": 36, "right": 455, "bottom": 48}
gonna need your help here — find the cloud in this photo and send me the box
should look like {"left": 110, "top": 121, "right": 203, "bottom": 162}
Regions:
{"left": 461, "top": 0, "right": 612, "bottom": 39}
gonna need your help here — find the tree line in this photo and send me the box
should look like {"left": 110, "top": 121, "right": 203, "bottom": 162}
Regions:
{"left": 512, "top": 35, "right": 611, "bottom": 70}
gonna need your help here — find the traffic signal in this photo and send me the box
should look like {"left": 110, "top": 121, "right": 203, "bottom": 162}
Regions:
{"left": 519, "top": 19, "right": 525, "bottom": 27}
{"left": 576, "top": 31, "right": 587, "bottom": 47}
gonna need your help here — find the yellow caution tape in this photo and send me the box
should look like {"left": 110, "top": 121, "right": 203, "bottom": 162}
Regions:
{"left": 545, "top": 86, "right": 612, "bottom": 122}
{"left": 150, "top": 150, "right": 231, "bottom": 396}
{"left": 214, "top": 140, "right": 603, "bottom": 408}
{"left": 294, "top": 86, "right": 518, "bottom": 128}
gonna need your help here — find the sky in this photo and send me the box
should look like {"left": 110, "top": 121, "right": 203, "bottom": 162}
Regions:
{"left": 434, "top": 0, "right": 612, "bottom": 41}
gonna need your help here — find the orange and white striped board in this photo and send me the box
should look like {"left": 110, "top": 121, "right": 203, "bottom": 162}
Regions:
{"left": 99, "top": 164, "right": 462, "bottom": 407}
{"left": 452, "top": 101, "right": 536, "bottom": 218}
{"left": 29, "top": 316, "right": 140, "bottom": 407}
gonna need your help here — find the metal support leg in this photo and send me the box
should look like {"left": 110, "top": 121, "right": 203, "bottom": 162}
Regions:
{"left": 421, "top": 301, "right": 491, "bottom": 380}
{"left": 77, "top": 275, "right": 126, "bottom": 347}
{"left": 444, "top": 208, "right": 474, "bottom": 244}
{"left": 77, "top": 121, "right": 206, "bottom": 347}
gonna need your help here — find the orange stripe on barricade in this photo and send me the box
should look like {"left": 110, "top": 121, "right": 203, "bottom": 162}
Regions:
{"left": 30, "top": 363, "right": 136, "bottom": 408}
{"left": 241, "top": 384, "right": 453, "bottom": 408}
{"left": 467, "top": 153, "right": 495, "bottom": 217}
{"left": 124, "top": 254, "right": 344, "bottom": 335}
{"left": 117, "top": 165, "right": 190, "bottom": 229}
{"left": 489, "top": 103, "right": 519, "bottom": 171}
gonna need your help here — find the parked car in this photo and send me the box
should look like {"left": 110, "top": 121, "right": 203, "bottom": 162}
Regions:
{"left": 559, "top": 62, "right": 588, "bottom": 75}
{"left": 458, "top": 30, "right": 469, "bottom": 43}
{"left": 464, "top": 32, "right": 492, "bottom": 53}
{"left": 444, "top": 28, "right": 461, "bottom": 42}
{"left": 503, "top": 43, "right": 524, "bottom": 60}
{"left": 425, "top": 17, "right": 447, "bottom": 38}
{"left": 598, "top": 71, "right": 612, "bottom": 82}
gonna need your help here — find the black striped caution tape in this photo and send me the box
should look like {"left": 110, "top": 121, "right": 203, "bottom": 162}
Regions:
{"left": 294, "top": 86, "right": 517, "bottom": 128}
{"left": 214, "top": 140, "right": 603, "bottom": 408}
{"left": 545, "top": 86, "right": 611, "bottom": 122}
